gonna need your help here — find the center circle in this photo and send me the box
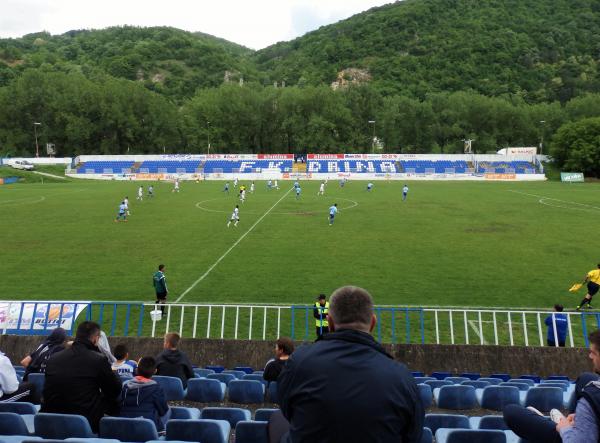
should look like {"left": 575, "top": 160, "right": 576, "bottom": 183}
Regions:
{"left": 195, "top": 197, "right": 358, "bottom": 215}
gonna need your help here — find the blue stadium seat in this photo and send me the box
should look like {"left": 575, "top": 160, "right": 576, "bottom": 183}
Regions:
{"left": 228, "top": 380, "right": 265, "bottom": 404}
{"left": 35, "top": 413, "right": 95, "bottom": 439}
{"left": 425, "top": 380, "right": 453, "bottom": 390}
{"left": 415, "top": 377, "right": 436, "bottom": 384}
{"left": 460, "top": 373, "right": 481, "bottom": 380}
{"left": 490, "top": 374, "right": 511, "bottom": 382}
{"left": 268, "top": 381, "right": 278, "bottom": 403}
{"left": 170, "top": 407, "right": 201, "bottom": 420}
{"left": 430, "top": 372, "right": 452, "bottom": 380}
{"left": 233, "top": 367, "right": 254, "bottom": 374}
{"left": 235, "top": 421, "right": 268, "bottom": 443}
{"left": 478, "top": 386, "right": 520, "bottom": 411}
{"left": 99, "top": 417, "right": 158, "bottom": 442}
{"left": 27, "top": 374, "right": 45, "bottom": 403}
{"left": 546, "top": 375, "right": 570, "bottom": 382}
{"left": 0, "top": 412, "right": 29, "bottom": 436}
{"left": 519, "top": 375, "right": 541, "bottom": 383}
{"left": 539, "top": 382, "right": 568, "bottom": 391}
{"left": 412, "top": 371, "right": 425, "bottom": 377}
{"left": 222, "top": 370, "right": 246, "bottom": 379}
{"left": 418, "top": 383, "right": 433, "bottom": 408}
{"left": 153, "top": 375, "right": 186, "bottom": 400}
{"left": 524, "top": 387, "right": 564, "bottom": 413}
{"left": 436, "top": 386, "right": 477, "bottom": 410}
{"left": 420, "top": 427, "right": 433, "bottom": 443}
{"left": 242, "top": 374, "right": 268, "bottom": 386}
{"left": 435, "top": 429, "right": 507, "bottom": 443}
{"left": 470, "top": 415, "right": 509, "bottom": 430}
{"left": 461, "top": 380, "right": 490, "bottom": 389}
{"left": 500, "top": 382, "right": 531, "bottom": 391}
{"left": 200, "top": 408, "right": 251, "bottom": 428}
{"left": 166, "top": 419, "right": 230, "bottom": 443}
{"left": 478, "top": 378, "right": 503, "bottom": 385}
{"left": 205, "top": 366, "right": 225, "bottom": 373}
{"left": 508, "top": 378, "right": 534, "bottom": 387}
{"left": 3, "top": 438, "right": 42, "bottom": 443}
{"left": 423, "top": 414, "right": 470, "bottom": 434}
{"left": 194, "top": 368, "right": 215, "bottom": 378}
{"left": 445, "top": 377, "right": 469, "bottom": 384}
{"left": 0, "top": 403, "right": 38, "bottom": 415}
{"left": 254, "top": 409, "right": 279, "bottom": 422}
{"left": 207, "top": 373, "right": 236, "bottom": 386}
{"left": 186, "top": 378, "right": 226, "bottom": 402}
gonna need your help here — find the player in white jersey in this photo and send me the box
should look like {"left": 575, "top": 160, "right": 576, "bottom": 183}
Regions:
{"left": 267, "top": 180, "right": 272, "bottom": 190}
{"left": 227, "top": 205, "right": 240, "bottom": 227}
{"left": 318, "top": 182, "right": 325, "bottom": 196}
{"left": 234, "top": 177, "right": 238, "bottom": 188}
{"left": 250, "top": 182, "right": 255, "bottom": 193}
{"left": 173, "top": 179, "right": 180, "bottom": 193}
{"left": 366, "top": 182, "right": 374, "bottom": 192}
{"left": 402, "top": 184, "right": 409, "bottom": 201}
{"left": 240, "top": 189, "right": 246, "bottom": 203}
{"left": 123, "top": 197, "right": 130, "bottom": 215}
{"left": 274, "top": 180, "right": 279, "bottom": 190}
{"left": 137, "top": 186, "right": 143, "bottom": 201}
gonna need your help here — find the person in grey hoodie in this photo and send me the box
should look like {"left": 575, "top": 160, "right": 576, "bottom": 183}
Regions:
{"left": 155, "top": 332, "right": 194, "bottom": 388}
{"left": 120, "top": 356, "right": 170, "bottom": 431}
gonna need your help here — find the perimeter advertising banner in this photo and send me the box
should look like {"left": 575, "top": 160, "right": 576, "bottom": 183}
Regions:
{"left": 0, "top": 301, "right": 89, "bottom": 334}
{"left": 561, "top": 172, "right": 584, "bottom": 182}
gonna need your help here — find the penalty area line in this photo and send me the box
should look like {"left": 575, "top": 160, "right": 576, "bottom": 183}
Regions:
{"left": 175, "top": 186, "right": 294, "bottom": 303}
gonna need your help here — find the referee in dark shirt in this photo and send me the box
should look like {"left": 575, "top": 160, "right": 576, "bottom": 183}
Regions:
{"left": 263, "top": 337, "right": 295, "bottom": 382}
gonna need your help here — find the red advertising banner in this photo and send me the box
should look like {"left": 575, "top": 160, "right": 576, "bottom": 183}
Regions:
{"left": 307, "top": 154, "right": 345, "bottom": 159}
{"left": 257, "top": 154, "right": 294, "bottom": 159}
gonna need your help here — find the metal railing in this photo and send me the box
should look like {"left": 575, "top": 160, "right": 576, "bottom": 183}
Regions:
{"left": 1, "top": 301, "right": 596, "bottom": 348}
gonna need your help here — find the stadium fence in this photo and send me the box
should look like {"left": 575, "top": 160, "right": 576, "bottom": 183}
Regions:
{"left": 1, "top": 301, "right": 596, "bottom": 348}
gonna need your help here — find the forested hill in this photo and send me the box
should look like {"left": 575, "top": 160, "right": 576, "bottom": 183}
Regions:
{"left": 254, "top": 0, "right": 600, "bottom": 103}
{"left": 0, "top": 26, "right": 258, "bottom": 101}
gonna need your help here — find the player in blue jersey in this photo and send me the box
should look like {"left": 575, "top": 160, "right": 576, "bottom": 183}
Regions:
{"left": 148, "top": 185, "right": 154, "bottom": 198}
{"left": 115, "top": 201, "right": 128, "bottom": 222}
{"left": 366, "top": 182, "right": 374, "bottom": 192}
{"left": 223, "top": 182, "right": 230, "bottom": 194}
{"left": 328, "top": 203, "right": 338, "bottom": 226}
{"left": 295, "top": 185, "right": 302, "bottom": 200}
{"left": 294, "top": 180, "right": 300, "bottom": 189}
{"left": 267, "top": 180, "right": 272, "bottom": 190}
{"left": 402, "top": 184, "right": 409, "bottom": 201}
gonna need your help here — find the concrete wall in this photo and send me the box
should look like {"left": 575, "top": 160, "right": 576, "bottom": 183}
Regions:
{"left": 1, "top": 335, "right": 590, "bottom": 378}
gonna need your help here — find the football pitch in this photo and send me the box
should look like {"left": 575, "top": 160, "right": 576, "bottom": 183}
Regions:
{"left": 1, "top": 178, "right": 598, "bottom": 310}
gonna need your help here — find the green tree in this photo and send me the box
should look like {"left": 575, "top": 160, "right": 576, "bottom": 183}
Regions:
{"left": 551, "top": 117, "right": 600, "bottom": 177}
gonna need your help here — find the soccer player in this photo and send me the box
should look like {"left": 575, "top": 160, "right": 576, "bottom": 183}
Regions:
{"left": 123, "top": 196, "right": 130, "bottom": 215}
{"left": 173, "top": 179, "right": 180, "bottom": 193}
{"left": 223, "top": 182, "right": 230, "bottom": 194}
{"left": 148, "top": 185, "right": 154, "bottom": 198}
{"left": 274, "top": 180, "right": 279, "bottom": 190}
{"left": 577, "top": 264, "right": 600, "bottom": 310}
{"left": 250, "top": 181, "right": 255, "bottom": 193}
{"left": 340, "top": 178, "right": 346, "bottom": 188}
{"left": 318, "top": 182, "right": 325, "bottom": 196}
{"left": 402, "top": 184, "right": 409, "bottom": 201}
{"left": 267, "top": 180, "right": 272, "bottom": 190}
{"left": 153, "top": 264, "right": 168, "bottom": 313}
{"left": 137, "top": 185, "right": 143, "bottom": 201}
{"left": 240, "top": 189, "right": 246, "bottom": 203}
{"left": 294, "top": 180, "right": 299, "bottom": 189}
{"left": 234, "top": 177, "right": 238, "bottom": 188}
{"left": 328, "top": 203, "right": 338, "bottom": 226}
{"left": 227, "top": 205, "right": 240, "bottom": 227}
{"left": 367, "top": 182, "right": 374, "bottom": 192}
{"left": 115, "top": 201, "right": 128, "bottom": 222}
{"left": 295, "top": 185, "right": 302, "bottom": 200}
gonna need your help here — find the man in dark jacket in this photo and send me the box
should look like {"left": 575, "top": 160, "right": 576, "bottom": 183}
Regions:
{"left": 278, "top": 286, "right": 424, "bottom": 443}
{"left": 155, "top": 332, "right": 194, "bottom": 388}
{"left": 41, "top": 321, "right": 122, "bottom": 432}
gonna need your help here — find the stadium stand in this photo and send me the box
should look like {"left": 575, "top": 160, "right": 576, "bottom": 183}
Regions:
{"left": 76, "top": 162, "right": 134, "bottom": 174}
{"left": 202, "top": 160, "right": 292, "bottom": 173}
{"left": 227, "top": 380, "right": 265, "bottom": 404}
{"left": 185, "top": 378, "right": 226, "bottom": 402}
{"left": 307, "top": 160, "right": 398, "bottom": 173}
{"left": 152, "top": 376, "right": 186, "bottom": 401}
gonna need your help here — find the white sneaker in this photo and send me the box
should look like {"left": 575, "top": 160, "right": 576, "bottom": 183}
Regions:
{"left": 526, "top": 406, "right": 544, "bottom": 416}
{"left": 550, "top": 408, "right": 565, "bottom": 423}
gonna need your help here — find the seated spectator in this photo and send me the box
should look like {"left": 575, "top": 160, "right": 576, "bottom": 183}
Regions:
{"left": 120, "top": 356, "right": 170, "bottom": 431}
{"left": 276, "top": 286, "right": 424, "bottom": 442}
{"left": 545, "top": 304, "right": 568, "bottom": 347}
{"left": 111, "top": 344, "right": 138, "bottom": 377}
{"left": 21, "top": 327, "right": 67, "bottom": 381}
{"left": 156, "top": 332, "right": 194, "bottom": 388}
{"left": 263, "top": 337, "right": 294, "bottom": 382}
{"left": 504, "top": 329, "right": 600, "bottom": 442}
{"left": 0, "top": 350, "right": 35, "bottom": 403}
{"left": 41, "top": 321, "right": 122, "bottom": 432}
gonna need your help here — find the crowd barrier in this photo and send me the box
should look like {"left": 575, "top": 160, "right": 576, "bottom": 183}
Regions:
{"left": 2, "top": 301, "right": 597, "bottom": 348}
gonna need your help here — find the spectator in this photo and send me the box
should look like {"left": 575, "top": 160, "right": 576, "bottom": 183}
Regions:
{"left": 313, "top": 294, "right": 329, "bottom": 339}
{"left": 120, "top": 356, "right": 170, "bottom": 431}
{"left": 111, "top": 344, "right": 138, "bottom": 377}
{"left": 504, "top": 329, "right": 600, "bottom": 442}
{"left": 263, "top": 337, "right": 294, "bottom": 382}
{"left": 41, "top": 321, "right": 122, "bottom": 432}
{"left": 277, "top": 286, "right": 424, "bottom": 442}
{"left": 545, "top": 304, "right": 568, "bottom": 347}
{"left": 21, "top": 327, "right": 67, "bottom": 381}
{"left": 98, "top": 331, "right": 116, "bottom": 364}
{"left": 155, "top": 332, "right": 194, "bottom": 388}
{"left": 0, "top": 350, "right": 35, "bottom": 402}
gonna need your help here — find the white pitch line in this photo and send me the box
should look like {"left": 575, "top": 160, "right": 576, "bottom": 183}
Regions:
{"left": 508, "top": 190, "right": 600, "bottom": 212}
{"left": 467, "top": 319, "right": 488, "bottom": 345}
{"left": 175, "top": 187, "right": 294, "bottom": 303}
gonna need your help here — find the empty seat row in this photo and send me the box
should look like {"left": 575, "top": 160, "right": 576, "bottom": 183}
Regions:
{"left": 411, "top": 371, "right": 571, "bottom": 383}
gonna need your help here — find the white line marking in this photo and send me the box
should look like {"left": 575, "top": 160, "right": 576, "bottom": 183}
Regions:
{"left": 508, "top": 190, "right": 600, "bottom": 213}
{"left": 467, "top": 320, "right": 488, "bottom": 345}
{"left": 0, "top": 196, "right": 46, "bottom": 205}
{"left": 176, "top": 187, "right": 294, "bottom": 303}
{"left": 195, "top": 197, "right": 358, "bottom": 215}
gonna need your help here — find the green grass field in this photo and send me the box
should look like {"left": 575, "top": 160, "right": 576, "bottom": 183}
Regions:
{"left": 1, "top": 176, "right": 598, "bottom": 312}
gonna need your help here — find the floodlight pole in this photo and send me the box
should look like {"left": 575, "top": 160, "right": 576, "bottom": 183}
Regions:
{"left": 33, "top": 122, "right": 42, "bottom": 158}
{"left": 207, "top": 121, "right": 211, "bottom": 155}
{"left": 368, "top": 120, "right": 376, "bottom": 153}
{"left": 539, "top": 120, "right": 545, "bottom": 156}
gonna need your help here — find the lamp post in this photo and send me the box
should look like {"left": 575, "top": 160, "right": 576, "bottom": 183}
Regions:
{"left": 33, "top": 122, "right": 42, "bottom": 158}
{"left": 539, "top": 120, "right": 546, "bottom": 156}
{"left": 207, "top": 121, "right": 211, "bottom": 155}
{"left": 368, "top": 120, "right": 376, "bottom": 153}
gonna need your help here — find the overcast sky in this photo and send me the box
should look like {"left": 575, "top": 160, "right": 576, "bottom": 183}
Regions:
{"left": 0, "top": 0, "right": 394, "bottom": 50}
